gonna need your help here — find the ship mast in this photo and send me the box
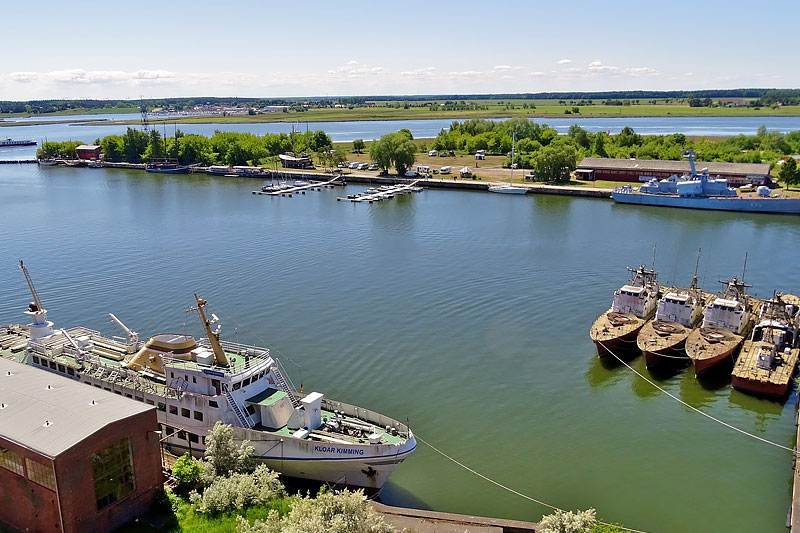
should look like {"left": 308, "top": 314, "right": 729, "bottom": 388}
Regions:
{"left": 690, "top": 248, "right": 701, "bottom": 291}
{"left": 190, "top": 293, "right": 229, "bottom": 367}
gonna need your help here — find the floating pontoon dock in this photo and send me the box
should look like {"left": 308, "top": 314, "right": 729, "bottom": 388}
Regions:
{"left": 337, "top": 181, "right": 422, "bottom": 203}
{"left": 251, "top": 176, "right": 342, "bottom": 197}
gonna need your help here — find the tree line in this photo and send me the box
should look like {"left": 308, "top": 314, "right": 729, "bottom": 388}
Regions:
{"left": 37, "top": 128, "right": 334, "bottom": 167}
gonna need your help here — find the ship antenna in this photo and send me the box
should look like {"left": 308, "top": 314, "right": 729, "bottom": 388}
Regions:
{"left": 741, "top": 251, "right": 748, "bottom": 283}
{"left": 692, "top": 248, "right": 701, "bottom": 290}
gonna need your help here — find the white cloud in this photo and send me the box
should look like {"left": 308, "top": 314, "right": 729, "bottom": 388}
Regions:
{"left": 448, "top": 70, "right": 483, "bottom": 78}
{"left": 530, "top": 71, "right": 546, "bottom": 77}
{"left": 557, "top": 59, "right": 572, "bottom": 64}
{"left": 399, "top": 67, "right": 436, "bottom": 79}
{"left": 493, "top": 65, "right": 512, "bottom": 72}
{"left": 327, "top": 61, "right": 387, "bottom": 81}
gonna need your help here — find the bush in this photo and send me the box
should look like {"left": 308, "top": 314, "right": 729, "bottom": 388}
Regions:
{"left": 236, "top": 488, "right": 395, "bottom": 533}
{"left": 539, "top": 508, "right": 596, "bottom": 533}
{"left": 203, "top": 421, "right": 255, "bottom": 482}
{"left": 171, "top": 453, "right": 204, "bottom": 491}
{"left": 191, "top": 465, "right": 284, "bottom": 514}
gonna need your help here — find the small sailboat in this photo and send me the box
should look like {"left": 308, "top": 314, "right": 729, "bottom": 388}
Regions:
{"left": 488, "top": 133, "right": 527, "bottom": 195}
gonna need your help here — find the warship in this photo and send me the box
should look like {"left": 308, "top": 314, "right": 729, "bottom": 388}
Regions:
{"left": 685, "top": 276, "right": 756, "bottom": 375}
{"left": 590, "top": 264, "right": 660, "bottom": 358}
{"left": 731, "top": 293, "right": 800, "bottom": 398}
{"left": 637, "top": 254, "right": 709, "bottom": 367}
{"left": 1, "top": 261, "right": 416, "bottom": 490}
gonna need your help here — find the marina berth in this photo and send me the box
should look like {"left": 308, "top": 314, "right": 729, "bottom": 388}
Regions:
{"left": 590, "top": 264, "right": 660, "bottom": 358}
{"left": 731, "top": 294, "right": 800, "bottom": 399}
{"left": 685, "top": 276, "right": 757, "bottom": 376}
{"left": 1, "top": 263, "right": 415, "bottom": 491}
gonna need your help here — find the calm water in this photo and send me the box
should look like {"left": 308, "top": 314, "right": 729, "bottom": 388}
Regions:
{"left": 3, "top": 114, "right": 800, "bottom": 161}
{"left": 1, "top": 164, "right": 799, "bottom": 532}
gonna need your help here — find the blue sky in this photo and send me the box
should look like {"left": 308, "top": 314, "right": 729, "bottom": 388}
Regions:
{"left": 1, "top": 0, "right": 796, "bottom": 100}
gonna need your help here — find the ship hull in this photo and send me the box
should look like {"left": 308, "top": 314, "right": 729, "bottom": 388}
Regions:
{"left": 612, "top": 191, "right": 800, "bottom": 215}
{"left": 731, "top": 375, "right": 791, "bottom": 399}
{"left": 643, "top": 343, "right": 689, "bottom": 367}
{"left": 637, "top": 320, "right": 692, "bottom": 367}
{"left": 685, "top": 329, "right": 742, "bottom": 376}
{"left": 164, "top": 428, "right": 416, "bottom": 491}
{"left": 592, "top": 327, "right": 642, "bottom": 359}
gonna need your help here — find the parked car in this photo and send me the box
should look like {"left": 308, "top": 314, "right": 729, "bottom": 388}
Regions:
{"left": 404, "top": 171, "right": 418, "bottom": 178}
{"left": 338, "top": 162, "right": 348, "bottom": 168}
{"left": 349, "top": 162, "right": 360, "bottom": 169}
{"left": 428, "top": 150, "right": 438, "bottom": 156}
{"left": 368, "top": 163, "right": 379, "bottom": 171}
{"left": 357, "top": 163, "right": 369, "bottom": 170}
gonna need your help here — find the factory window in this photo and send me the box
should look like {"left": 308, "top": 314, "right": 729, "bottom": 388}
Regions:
{"left": 169, "top": 405, "right": 178, "bottom": 415}
{"left": 208, "top": 400, "right": 219, "bottom": 408}
{"left": 49, "top": 361, "right": 56, "bottom": 369}
{"left": 0, "top": 447, "right": 25, "bottom": 476}
{"left": 146, "top": 399, "right": 154, "bottom": 405}
{"left": 92, "top": 437, "right": 135, "bottom": 510}
{"left": 25, "top": 458, "right": 56, "bottom": 491}
{"left": 125, "top": 393, "right": 133, "bottom": 399}
{"left": 157, "top": 402, "right": 166, "bottom": 412}
{"left": 194, "top": 411, "right": 203, "bottom": 421}
{"left": 181, "top": 408, "right": 190, "bottom": 418}
{"left": 32, "top": 356, "right": 40, "bottom": 364}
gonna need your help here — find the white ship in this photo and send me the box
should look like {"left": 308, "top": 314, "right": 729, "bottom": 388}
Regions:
{"left": 1, "top": 262, "right": 416, "bottom": 491}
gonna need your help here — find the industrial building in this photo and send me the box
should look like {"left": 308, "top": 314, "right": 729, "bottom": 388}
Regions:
{"left": 0, "top": 358, "right": 163, "bottom": 533}
{"left": 576, "top": 157, "right": 772, "bottom": 186}
{"left": 76, "top": 145, "right": 102, "bottom": 160}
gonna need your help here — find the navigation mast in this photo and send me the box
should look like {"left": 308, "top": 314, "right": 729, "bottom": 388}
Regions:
{"left": 190, "top": 293, "right": 229, "bottom": 367}
{"left": 18, "top": 260, "right": 53, "bottom": 340}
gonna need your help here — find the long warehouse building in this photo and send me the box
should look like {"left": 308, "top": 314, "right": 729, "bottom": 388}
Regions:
{"left": 576, "top": 157, "right": 772, "bottom": 186}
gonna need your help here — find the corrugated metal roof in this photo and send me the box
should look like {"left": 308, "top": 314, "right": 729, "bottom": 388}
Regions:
{"left": 0, "top": 358, "right": 154, "bottom": 458}
{"left": 578, "top": 157, "right": 770, "bottom": 176}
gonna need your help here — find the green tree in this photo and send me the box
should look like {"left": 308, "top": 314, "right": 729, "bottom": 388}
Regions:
{"left": 592, "top": 132, "right": 608, "bottom": 158}
{"left": 171, "top": 453, "right": 204, "bottom": 492}
{"left": 352, "top": 139, "right": 365, "bottom": 153}
{"left": 201, "top": 421, "right": 255, "bottom": 483}
{"left": 532, "top": 144, "right": 578, "bottom": 184}
{"left": 122, "top": 128, "right": 149, "bottom": 163}
{"left": 146, "top": 129, "right": 165, "bottom": 161}
{"left": 779, "top": 157, "right": 800, "bottom": 189}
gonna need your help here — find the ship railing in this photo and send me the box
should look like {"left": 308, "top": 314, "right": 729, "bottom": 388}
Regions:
{"left": 320, "top": 398, "right": 411, "bottom": 439}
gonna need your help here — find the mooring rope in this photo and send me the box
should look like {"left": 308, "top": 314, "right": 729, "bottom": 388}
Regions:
{"left": 598, "top": 340, "right": 797, "bottom": 454}
{"left": 416, "top": 435, "right": 649, "bottom": 533}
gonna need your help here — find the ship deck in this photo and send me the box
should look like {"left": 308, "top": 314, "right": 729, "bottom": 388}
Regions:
{"left": 732, "top": 343, "right": 800, "bottom": 388}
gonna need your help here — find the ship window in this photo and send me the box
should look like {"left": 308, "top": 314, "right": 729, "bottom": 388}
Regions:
{"left": 171, "top": 372, "right": 174, "bottom": 378}
{"left": 245, "top": 405, "right": 256, "bottom": 416}
{"left": 243, "top": 377, "right": 251, "bottom": 387}
{"left": 202, "top": 437, "right": 206, "bottom": 445}
{"left": 146, "top": 399, "right": 154, "bottom": 405}
{"left": 49, "top": 361, "right": 56, "bottom": 369}
{"left": 208, "top": 400, "right": 219, "bottom": 408}
{"left": 114, "top": 390, "right": 122, "bottom": 395}
{"left": 169, "top": 405, "right": 178, "bottom": 415}
{"left": 40, "top": 359, "right": 48, "bottom": 367}
{"left": 192, "top": 377, "right": 196, "bottom": 383}
{"left": 26, "top": 458, "right": 56, "bottom": 491}
{"left": 165, "top": 426, "right": 175, "bottom": 436}
{"left": 67, "top": 367, "right": 75, "bottom": 376}
{"left": 95, "top": 384, "right": 102, "bottom": 388}
{"left": 0, "top": 447, "right": 25, "bottom": 477}
{"left": 158, "top": 402, "right": 166, "bottom": 412}
{"left": 125, "top": 393, "right": 133, "bottom": 399}
{"left": 92, "top": 438, "right": 135, "bottom": 510}
{"left": 194, "top": 411, "right": 203, "bottom": 421}
{"left": 32, "top": 356, "right": 40, "bottom": 364}
{"left": 188, "top": 433, "right": 199, "bottom": 444}
{"left": 177, "top": 430, "right": 186, "bottom": 440}
{"left": 181, "top": 408, "right": 190, "bottom": 418}
{"left": 58, "top": 364, "right": 65, "bottom": 373}
{"left": 135, "top": 396, "right": 144, "bottom": 402}
{"left": 232, "top": 382, "right": 241, "bottom": 391}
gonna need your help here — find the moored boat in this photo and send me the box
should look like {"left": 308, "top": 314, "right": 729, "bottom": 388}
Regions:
{"left": 637, "top": 258, "right": 709, "bottom": 367}
{"left": 590, "top": 264, "right": 660, "bottom": 358}
{"left": 731, "top": 293, "right": 800, "bottom": 398}
{"left": 0, "top": 138, "right": 37, "bottom": 147}
{"left": 1, "top": 262, "right": 416, "bottom": 491}
{"left": 685, "top": 276, "right": 756, "bottom": 375}
{"left": 146, "top": 158, "right": 190, "bottom": 174}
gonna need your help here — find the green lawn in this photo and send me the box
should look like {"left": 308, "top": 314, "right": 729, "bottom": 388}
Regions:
{"left": 114, "top": 492, "right": 291, "bottom": 533}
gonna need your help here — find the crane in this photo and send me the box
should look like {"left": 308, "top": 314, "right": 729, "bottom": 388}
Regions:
{"left": 18, "top": 259, "right": 43, "bottom": 312}
{"left": 109, "top": 313, "right": 139, "bottom": 350}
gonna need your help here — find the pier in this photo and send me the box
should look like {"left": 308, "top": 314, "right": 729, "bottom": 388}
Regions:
{"left": 251, "top": 176, "right": 343, "bottom": 196}
{"left": 0, "top": 159, "right": 37, "bottom": 164}
{"left": 337, "top": 180, "right": 421, "bottom": 203}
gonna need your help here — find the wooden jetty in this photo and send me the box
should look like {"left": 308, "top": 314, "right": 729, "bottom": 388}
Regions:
{"left": 251, "top": 176, "right": 342, "bottom": 197}
{"left": 337, "top": 181, "right": 422, "bottom": 203}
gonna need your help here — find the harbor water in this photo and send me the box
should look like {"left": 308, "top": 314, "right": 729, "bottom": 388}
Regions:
{"left": 1, "top": 164, "right": 799, "bottom": 532}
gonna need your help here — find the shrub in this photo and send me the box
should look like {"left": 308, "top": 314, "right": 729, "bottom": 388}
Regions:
{"left": 171, "top": 453, "right": 204, "bottom": 491}
{"left": 539, "top": 508, "right": 596, "bottom": 533}
{"left": 203, "top": 421, "right": 255, "bottom": 482}
{"left": 236, "top": 488, "right": 395, "bottom": 533}
{"left": 192, "top": 465, "right": 284, "bottom": 514}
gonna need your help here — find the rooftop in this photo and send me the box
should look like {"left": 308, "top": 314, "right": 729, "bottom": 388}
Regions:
{"left": 578, "top": 157, "right": 770, "bottom": 176}
{"left": 0, "top": 357, "right": 154, "bottom": 457}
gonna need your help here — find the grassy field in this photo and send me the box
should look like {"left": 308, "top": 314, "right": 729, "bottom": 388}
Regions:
{"left": 92, "top": 101, "right": 800, "bottom": 126}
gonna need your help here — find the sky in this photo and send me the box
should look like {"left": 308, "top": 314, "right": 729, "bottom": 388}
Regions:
{"left": 1, "top": 0, "right": 797, "bottom": 100}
